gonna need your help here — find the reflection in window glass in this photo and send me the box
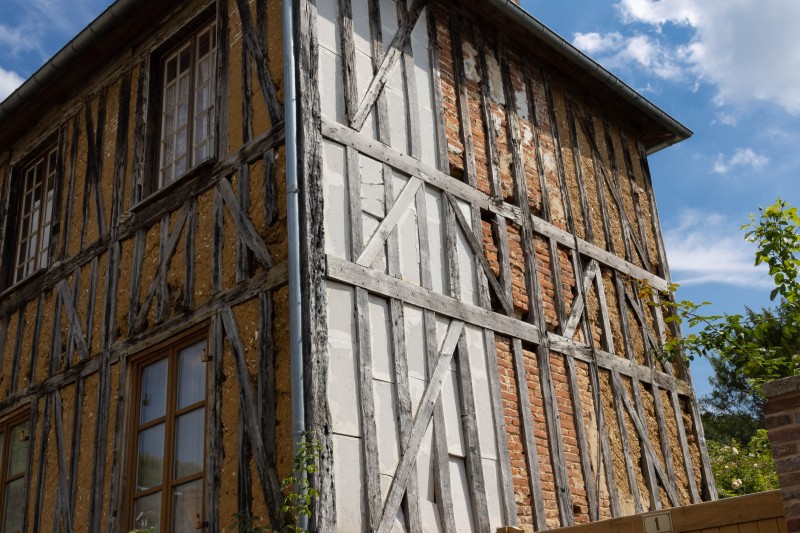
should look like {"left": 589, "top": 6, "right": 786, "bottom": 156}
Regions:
{"left": 0, "top": 413, "right": 29, "bottom": 533}
{"left": 129, "top": 331, "right": 207, "bottom": 532}
{"left": 133, "top": 490, "right": 162, "bottom": 533}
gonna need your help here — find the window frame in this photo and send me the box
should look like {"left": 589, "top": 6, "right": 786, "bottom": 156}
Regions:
{"left": 145, "top": 8, "right": 218, "bottom": 198}
{"left": 0, "top": 133, "right": 62, "bottom": 290}
{"left": 0, "top": 407, "right": 32, "bottom": 533}
{"left": 124, "top": 325, "right": 210, "bottom": 533}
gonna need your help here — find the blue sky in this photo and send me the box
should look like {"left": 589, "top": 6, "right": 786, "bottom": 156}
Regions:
{"left": 0, "top": 0, "right": 794, "bottom": 398}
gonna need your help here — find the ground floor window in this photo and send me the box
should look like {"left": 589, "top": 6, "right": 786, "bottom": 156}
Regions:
{"left": 126, "top": 328, "right": 208, "bottom": 532}
{"left": 0, "top": 409, "right": 30, "bottom": 533}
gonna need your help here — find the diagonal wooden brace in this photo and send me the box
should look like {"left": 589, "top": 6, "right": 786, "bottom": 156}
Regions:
{"left": 376, "top": 319, "right": 464, "bottom": 533}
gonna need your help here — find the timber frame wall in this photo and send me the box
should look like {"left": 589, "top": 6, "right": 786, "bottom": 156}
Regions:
{"left": 303, "top": 0, "right": 717, "bottom": 531}
{"left": 0, "top": 0, "right": 715, "bottom": 531}
{"left": 0, "top": 0, "right": 293, "bottom": 531}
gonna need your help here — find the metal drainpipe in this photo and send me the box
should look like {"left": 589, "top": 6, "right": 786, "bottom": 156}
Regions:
{"left": 283, "top": 0, "right": 307, "bottom": 527}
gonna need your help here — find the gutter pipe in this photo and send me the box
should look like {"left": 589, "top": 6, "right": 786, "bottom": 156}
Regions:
{"left": 283, "top": 0, "right": 307, "bottom": 527}
{"left": 0, "top": 0, "right": 141, "bottom": 125}
{"left": 483, "top": 0, "right": 693, "bottom": 154}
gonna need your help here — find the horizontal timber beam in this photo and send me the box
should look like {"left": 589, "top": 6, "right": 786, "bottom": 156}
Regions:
{"left": 321, "top": 119, "right": 669, "bottom": 292}
{"left": 327, "top": 255, "right": 691, "bottom": 396}
{"left": 0, "top": 262, "right": 288, "bottom": 418}
{"left": 0, "top": 123, "right": 285, "bottom": 317}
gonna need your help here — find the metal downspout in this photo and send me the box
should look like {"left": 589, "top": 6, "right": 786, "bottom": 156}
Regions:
{"left": 283, "top": 0, "right": 307, "bottom": 526}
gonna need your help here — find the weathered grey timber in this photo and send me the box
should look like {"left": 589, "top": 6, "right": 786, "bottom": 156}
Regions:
{"left": 0, "top": 0, "right": 716, "bottom": 531}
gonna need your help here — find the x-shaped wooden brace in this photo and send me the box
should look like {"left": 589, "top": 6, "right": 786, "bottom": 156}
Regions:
{"left": 349, "top": 0, "right": 428, "bottom": 131}
{"left": 376, "top": 318, "right": 464, "bottom": 533}
{"left": 57, "top": 279, "right": 91, "bottom": 360}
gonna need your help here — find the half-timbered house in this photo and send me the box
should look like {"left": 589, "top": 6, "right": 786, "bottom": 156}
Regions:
{"left": 0, "top": 0, "right": 714, "bottom": 531}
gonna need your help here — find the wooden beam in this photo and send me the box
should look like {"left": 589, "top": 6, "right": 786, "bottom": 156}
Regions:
{"left": 234, "top": 0, "right": 283, "bottom": 124}
{"left": 376, "top": 320, "right": 464, "bottom": 533}
{"left": 355, "top": 176, "right": 422, "bottom": 267}
{"left": 217, "top": 176, "right": 274, "bottom": 268}
{"left": 350, "top": 0, "right": 427, "bottom": 130}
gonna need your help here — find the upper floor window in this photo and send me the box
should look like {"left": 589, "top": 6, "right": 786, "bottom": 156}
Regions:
{"left": 158, "top": 21, "right": 216, "bottom": 188}
{"left": 127, "top": 331, "right": 208, "bottom": 532}
{"left": 12, "top": 145, "right": 57, "bottom": 284}
{"left": 0, "top": 410, "right": 31, "bottom": 533}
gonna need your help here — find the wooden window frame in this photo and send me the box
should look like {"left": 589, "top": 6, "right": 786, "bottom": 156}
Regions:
{"left": 0, "top": 408, "right": 31, "bottom": 533}
{"left": 145, "top": 7, "right": 217, "bottom": 197}
{"left": 0, "top": 134, "right": 62, "bottom": 290}
{"left": 124, "top": 324, "right": 210, "bottom": 532}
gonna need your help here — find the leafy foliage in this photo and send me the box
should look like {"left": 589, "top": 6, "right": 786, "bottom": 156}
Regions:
{"left": 708, "top": 429, "right": 779, "bottom": 498}
{"left": 230, "top": 436, "right": 321, "bottom": 533}
{"left": 652, "top": 198, "right": 800, "bottom": 387}
{"left": 280, "top": 437, "right": 322, "bottom": 533}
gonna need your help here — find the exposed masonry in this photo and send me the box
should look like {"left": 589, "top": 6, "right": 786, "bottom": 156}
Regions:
{"left": 0, "top": 0, "right": 715, "bottom": 531}
{"left": 0, "top": 0, "right": 293, "bottom": 531}
{"left": 312, "top": 0, "right": 715, "bottom": 530}
{"left": 764, "top": 376, "right": 800, "bottom": 533}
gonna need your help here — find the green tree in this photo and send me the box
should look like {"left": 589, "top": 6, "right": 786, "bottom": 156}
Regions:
{"left": 652, "top": 198, "right": 798, "bottom": 497}
{"left": 659, "top": 198, "right": 800, "bottom": 386}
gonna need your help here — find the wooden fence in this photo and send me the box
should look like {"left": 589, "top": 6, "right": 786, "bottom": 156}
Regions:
{"left": 550, "top": 491, "right": 787, "bottom": 533}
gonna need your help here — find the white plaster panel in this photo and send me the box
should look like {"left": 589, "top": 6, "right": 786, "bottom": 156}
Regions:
{"left": 374, "top": 380, "right": 401, "bottom": 475}
{"left": 410, "top": 6, "right": 428, "bottom": 48}
{"left": 327, "top": 282, "right": 360, "bottom": 437}
{"left": 333, "top": 433, "right": 367, "bottom": 533}
{"left": 411, "top": 36, "right": 438, "bottom": 169}
{"left": 482, "top": 458, "right": 504, "bottom": 530}
{"left": 465, "top": 324, "right": 498, "bottom": 460}
{"left": 455, "top": 198, "right": 480, "bottom": 305}
{"left": 369, "top": 294, "right": 394, "bottom": 383}
{"left": 402, "top": 304, "right": 427, "bottom": 382}
{"left": 359, "top": 153, "right": 385, "bottom": 218}
{"left": 352, "top": 0, "right": 374, "bottom": 55}
{"left": 319, "top": 47, "right": 346, "bottom": 124}
{"left": 393, "top": 172, "right": 422, "bottom": 286}
{"left": 317, "top": 0, "right": 340, "bottom": 53}
{"left": 386, "top": 70, "right": 410, "bottom": 154}
{"left": 379, "top": 0, "right": 399, "bottom": 51}
{"left": 416, "top": 426, "right": 444, "bottom": 533}
{"left": 449, "top": 458, "right": 476, "bottom": 532}
{"left": 424, "top": 187, "right": 447, "bottom": 294}
{"left": 441, "top": 367, "right": 466, "bottom": 457}
{"left": 322, "top": 140, "right": 350, "bottom": 260}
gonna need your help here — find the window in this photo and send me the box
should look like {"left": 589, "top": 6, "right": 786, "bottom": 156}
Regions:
{"left": 157, "top": 21, "right": 216, "bottom": 188}
{"left": 11, "top": 145, "right": 58, "bottom": 284}
{"left": 0, "top": 410, "right": 30, "bottom": 533}
{"left": 126, "top": 331, "right": 208, "bottom": 533}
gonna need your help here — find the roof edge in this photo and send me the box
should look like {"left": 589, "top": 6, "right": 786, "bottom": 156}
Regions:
{"left": 0, "top": 0, "right": 141, "bottom": 128}
{"left": 483, "top": 0, "right": 692, "bottom": 153}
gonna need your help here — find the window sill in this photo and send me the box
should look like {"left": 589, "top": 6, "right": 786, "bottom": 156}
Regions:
{"left": 127, "top": 159, "right": 217, "bottom": 216}
{"left": 0, "top": 267, "right": 47, "bottom": 301}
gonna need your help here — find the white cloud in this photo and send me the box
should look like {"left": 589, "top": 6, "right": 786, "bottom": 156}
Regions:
{"left": 664, "top": 209, "right": 771, "bottom": 288}
{"left": 712, "top": 148, "right": 768, "bottom": 174}
{"left": 573, "top": 32, "right": 624, "bottom": 54}
{"left": 614, "top": 0, "right": 800, "bottom": 113}
{"left": 0, "top": 67, "right": 24, "bottom": 101}
{"left": 573, "top": 31, "right": 684, "bottom": 80}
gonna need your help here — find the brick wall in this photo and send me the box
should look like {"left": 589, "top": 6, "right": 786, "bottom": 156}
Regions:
{"left": 764, "top": 376, "right": 800, "bottom": 533}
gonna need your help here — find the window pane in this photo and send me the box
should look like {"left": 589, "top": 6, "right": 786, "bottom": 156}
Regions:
{"left": 174, "top": 408, "right": 204, "bottom": 479}
{"left": 137, "top": 423, "right": 165, "bottom": 491}
{"left": 140, "top": 358, "right": 168, "bottom": 423}
{"left": 133, "top": 491, "right": 162, "bottom": 532}
{"left": 172, "top": 479, "right": 203, "bottom": 533}
{"left": 3, "top": 477, "right": 25, "bottom": 533}
{"left": 8, "top": 421, "right": 29, "bottom": 475}
{"left": 177, "top": 341, "right": 206, "bottom": 408}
